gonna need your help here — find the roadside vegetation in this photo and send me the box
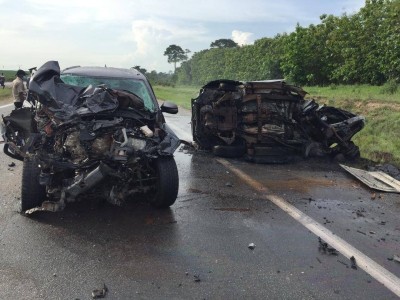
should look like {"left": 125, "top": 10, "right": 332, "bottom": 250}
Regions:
{"left": 0, "top": 87, "right": 12, "bottom": 103}
{"left": 0, "top": 70, "right": 19, "bottom": 82}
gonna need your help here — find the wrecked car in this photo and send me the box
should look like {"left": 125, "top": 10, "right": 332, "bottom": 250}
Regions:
{"left": 1, "top": 61, "right": 180, "bottom": 213}
{"left": 191, "top": 80, "right": 364, "bottom": 163}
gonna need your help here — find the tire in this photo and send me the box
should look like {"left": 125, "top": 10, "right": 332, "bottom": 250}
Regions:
{"left": 21, "top": 156, "right": 46, "bottom": 211}
{"left": 212, "top": 144, "right": 246, "bottom": 158}
{"left": 150, "top": 156, "right": 179, "bottom": 208}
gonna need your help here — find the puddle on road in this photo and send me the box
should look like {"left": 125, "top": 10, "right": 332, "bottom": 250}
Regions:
{"left": 264, "top": 177, "right": 337, "bottom": 193}
{"left": 213, "top": 207, "right": 251, "bottom": 212}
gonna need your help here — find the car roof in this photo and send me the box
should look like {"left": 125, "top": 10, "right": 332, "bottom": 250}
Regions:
{"left": 61, "top": 66, "right": 147, "bottom": 80}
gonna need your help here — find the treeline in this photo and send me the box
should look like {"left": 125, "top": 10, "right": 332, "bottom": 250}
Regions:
{"left": 175, "top": 0, "right": 400, "bottom": 86}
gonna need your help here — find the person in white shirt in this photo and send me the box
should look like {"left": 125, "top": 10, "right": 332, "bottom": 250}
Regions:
{"left": 12, "top": 69, "right": 27, "bottom": 109}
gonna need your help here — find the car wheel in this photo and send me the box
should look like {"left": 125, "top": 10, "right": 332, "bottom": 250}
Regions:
{"left": 21, "top": 156, "right": 46, "bottom": 211}
{"left": 212, "top": 144, "right": 246, "bottom": 158}
{"left": 150, "top": 156, "right": 179, "bottom": 208}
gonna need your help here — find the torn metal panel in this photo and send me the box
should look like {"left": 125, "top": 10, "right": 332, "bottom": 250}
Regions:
{"left": 340, "top": 164, "right": 400, "bottom": 193}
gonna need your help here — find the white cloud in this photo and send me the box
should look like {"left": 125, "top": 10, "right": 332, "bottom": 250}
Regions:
{"left": 120, "top": 18, "right": 208, "bottom": 71}
{"left": 232, "top": 30, "right": 254, "bottom": 46}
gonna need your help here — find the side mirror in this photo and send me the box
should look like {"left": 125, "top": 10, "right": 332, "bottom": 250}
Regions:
{"left": 160, "top": 101, "right": 178, "bottom": 114}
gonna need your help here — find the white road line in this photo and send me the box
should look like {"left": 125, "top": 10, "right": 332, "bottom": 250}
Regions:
{"left": 0, "top": 103, "right": 13, "bottom": 109}
{"left": 217, "top": 158, "right": 400, "bottom": 297}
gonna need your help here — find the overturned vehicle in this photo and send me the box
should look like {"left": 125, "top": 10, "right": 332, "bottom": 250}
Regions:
{"left": 192, "top": 80, "right": 364, "bottom": 163}
{"left": 1, "top": 61, "right": 180, "bottom": 213}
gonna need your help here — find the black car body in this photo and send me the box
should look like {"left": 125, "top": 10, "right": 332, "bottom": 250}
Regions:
{"left": 192, "top": 80, "right": 364, "bottom": 163}
{"left": 1, "top": 61, "right": 180, "bottom": 213}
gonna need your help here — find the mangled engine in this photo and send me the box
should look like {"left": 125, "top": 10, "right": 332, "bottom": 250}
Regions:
{"left": 34, "top": 105, "right": 166, "bottom": 210}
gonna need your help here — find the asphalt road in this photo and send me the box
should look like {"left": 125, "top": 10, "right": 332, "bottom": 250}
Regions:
{"left": 0, "top": 103, "right": 399, "bottom": 299}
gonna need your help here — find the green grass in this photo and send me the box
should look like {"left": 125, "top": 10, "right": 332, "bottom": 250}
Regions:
{"left": 153, "top": 85, "right": 200, "bottom": 109}
{"left": 0, "top": 87, "right": 12, "bottom": 104}
{"left": 304, "top": 84, "right": 400, "bottom": 103}
{"left": 0, "top": 70, "right": 19, "bottom": 82}
{"left": 154, "top": 84, "right": 400, "bottom": 167}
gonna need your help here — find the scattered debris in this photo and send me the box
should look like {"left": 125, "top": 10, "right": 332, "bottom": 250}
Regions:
{"left": 389, "top": 255, "right": 400, "bottom": 263}
{"left": 316, "top": 257, "right": 322, "bottom": 264}
{"left": 318, "top": 237, "right": 339, "bottom": 255}
{"left": 370, "top": 164, "right": 400, "bottom": 180}
{"left": 371, "top": 193, "right": 376, "bottom": 200}
{"left": 355, "top": 209, "right": 365, "bottom": 217}
{"left": 193, "top": 275, "right": 201, "bottom": 282}
{"left": 8, "top": 162, "right": 15, "bottom": 167}
{"left": 248, "top": 243, "right": 256, "bottom": 250}
{"left": 340, "top": 164, "right": 400, "bottom": 193}
{"left": 350, "top": 256, "right": 357, "bottom": 270}
{"left": 337, "top": 260, "right": 349, "bottom": 268}
{"left": 302, "top": 197, "right": 316, "bottom": 202}
{"left": 369, "top": 231, "right": 376, "bottom": 235}
{"left": 225, "top": 182, "right": 233, "bottom": 187}
{"left": 356, "top": 230, "right": 367, "bottom": 235}
{"left": 187, "top": 188, "right": 204, "bottom": 194}
{"left": 92, "top": 284, "right": 108, "bottom": 299}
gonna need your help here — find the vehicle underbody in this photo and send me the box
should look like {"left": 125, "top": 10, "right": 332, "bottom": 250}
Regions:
{"left": 192, "top": 80, "right": 365, "bottom": 163}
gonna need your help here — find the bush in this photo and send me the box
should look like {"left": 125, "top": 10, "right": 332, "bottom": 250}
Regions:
{"left": 381, "top": 79, "right": 398, "bottom": 95}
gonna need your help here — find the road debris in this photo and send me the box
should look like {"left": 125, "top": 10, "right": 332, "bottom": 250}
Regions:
{"left": 8, "top": 162, "right": 15, "bottom": 167}
{"left": 193, "top": 275, "right": 201, "bottom": 282}
{"left": 318, "top": 237, "right": 339, "bottom": 255}
{"left": 225, "top": 182, "right": 233, "bottom": 187}
{"left": 340, "top": 164, "right": 400, "bottom": 193}
{"left": 355, "top": 208, "right": 365, "bottom": 217}
{"left": 369, "top": 163, "right": 400, "bottom": 180}
{"left": 356, "top": 230, "right": 367, "bottom": 235}
{"left": 350, "top": 256, "right": 357, "bottom": 270}
{"left": 92, "top": 284, "right": 108, "bottom": 299}
{"left": 248, "top": 243, "right": 256, "bottom": 250}
{"left": 337, "top": 260, "right": 349, "bottom": 268}
{"left": 388, "top": 255, "right": 400, "bottom": 263}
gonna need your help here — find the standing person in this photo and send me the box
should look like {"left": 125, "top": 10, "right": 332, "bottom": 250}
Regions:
{"left": 0, "top": 73, "right": 5, "bottom": 89}
{"left": 12, "top": 69, "right": 27, "bottom": 109}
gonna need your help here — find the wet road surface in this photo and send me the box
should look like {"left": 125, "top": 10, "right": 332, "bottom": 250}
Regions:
{"left": 0, "top": 104, "right": 399, "bottom": 299}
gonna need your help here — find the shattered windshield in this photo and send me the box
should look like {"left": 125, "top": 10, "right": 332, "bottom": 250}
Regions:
{"left": 60, "top": 74, "right": 156, "bottom": 112}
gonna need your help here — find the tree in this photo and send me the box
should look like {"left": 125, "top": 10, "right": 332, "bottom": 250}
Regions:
{"left": 132, "top": 65, "right": 147, "bottom": 74}
{"left": 163, "top": 45, "right": 190, "bottom": 73}
{"left": 210, "top": 39, "right": 238, "bottom": 48}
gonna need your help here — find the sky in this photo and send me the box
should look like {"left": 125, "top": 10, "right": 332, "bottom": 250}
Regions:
{"left": 0, "top": 0, "right": 365, "bottom": 73}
